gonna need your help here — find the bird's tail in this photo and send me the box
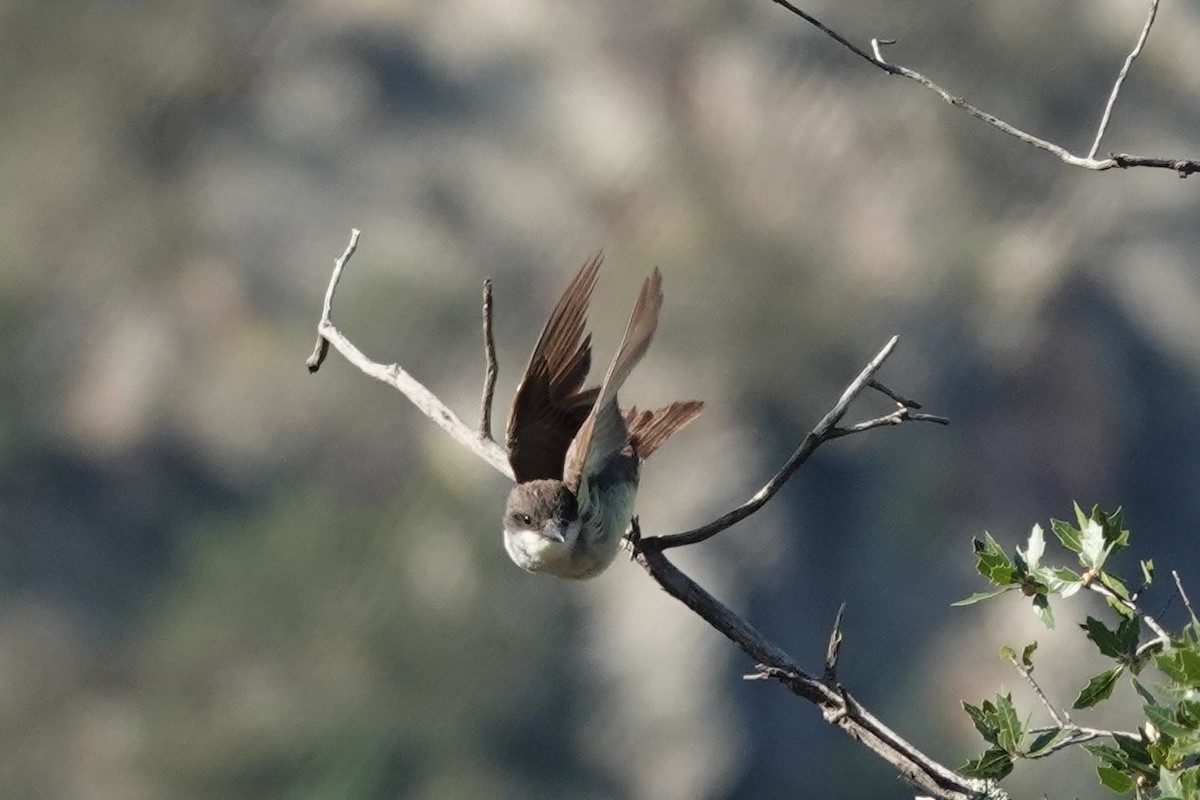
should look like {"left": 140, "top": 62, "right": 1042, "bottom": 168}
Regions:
{"left": 625, "top": 401, "right": 704, "bottom": 459}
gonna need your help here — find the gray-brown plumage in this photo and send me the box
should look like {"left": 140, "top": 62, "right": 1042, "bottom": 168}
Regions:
{"left": 502, "top": 255, "right": 702, "bottom": 579}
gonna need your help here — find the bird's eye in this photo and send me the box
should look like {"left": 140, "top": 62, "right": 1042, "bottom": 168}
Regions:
{"left": 515, "top": 513, "right": 533, "bottom": 527}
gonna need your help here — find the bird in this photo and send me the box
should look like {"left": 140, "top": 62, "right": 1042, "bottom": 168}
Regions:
{"left": 502, "top": 254, "right": 703, "bottom": 579}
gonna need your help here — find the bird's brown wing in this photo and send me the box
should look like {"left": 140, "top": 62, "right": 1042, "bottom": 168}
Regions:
{"left": 505, "top": 254, "right": 603, "bottom": 483}
{"left": 623, "top": 401, "right": 704, "bottom": 459}
{"left": 564, "top": 268, "right": 663, "bottom": 492}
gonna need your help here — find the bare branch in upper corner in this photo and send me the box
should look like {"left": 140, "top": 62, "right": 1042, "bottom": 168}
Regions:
{"left": 772, "top": 0, "right": 1198, "bottom": 177}
{"left": 1174, "top": 570, "right": 1199, "bottom": 629}
{"left": 1087, "top": 0, "right": 1159, "bottom": 160}
{"left": 307, "top": 230, "right": 515, "bottom": 480}
{"left": 645, "top": 336, "right": 948, "bottom": 550}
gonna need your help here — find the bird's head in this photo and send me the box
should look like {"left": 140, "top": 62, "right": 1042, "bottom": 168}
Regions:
{"left": 502, "top": 479, "right": 582, "bottom": 575}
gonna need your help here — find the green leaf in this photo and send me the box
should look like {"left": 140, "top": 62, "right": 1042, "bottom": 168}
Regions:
{"left": 993, "top": 693, "right": 1022, "bottom": 754}
{"left": 1141, "top": 559, "right": 1155, "bottom": 586}
{"left": 1086, "top": 742, "right": 1127, "bottom": 767}
{"left": 1045, "top": 566, "right": 1083, "bottom": 597}
{"left": 1020, "top": 524, "right": 1045, "bottom": 571}
{"left": 1101, "top": 572, "right": 1132, "bottom": 602}
{"left": 1132, "top": 676, "right": 1159, "bottom": 707}
{"left": 962, "top": 701, "right": 996, "bottom": 745}
{"left": 1032, "top": 593, "right": 1055, "bottom": 629}
{"left": 1073, "top": 501, "right": 1090, "bottom": 534}
{"left": 1096, "top": 764, "right": 1135, "bottom": 793}
{"left": 1157, "top": 646, "right": 1200, "bottom": 688}
{"left": 1095, "top": 506, "right": 1129, "bottom": 556}
{"left": 1025, "top": 727, "right": 1069, "bottom": 757}
{"left": 1052, "top": 516, "right": 1082, "bottom": 553}
{"left": 1144, "top": 703, "right": 1196, "bottom": 741}
{"left": 973, "top": 534, "right": 1017, "bottom": 586}
{"left": 1021, "top": 641, "right": 1038, "bottom": 669}
{"left": 960, "top": 747, "right": 1014, "bottom": 780}
{"left": 952, "top": 588, "right": 1012, "bottom": 607}
{"left": 1116, "top": 614, "right": 1140, "bottom": 656}
{"left": 1080, "top": 519, "right": 1107, "bottom": 570}
{"left": 1081, "top": 616, "right": 1125, "bottom": 659}
{"left": 1073, "top": 666, "right": 1123, "bottom": 709}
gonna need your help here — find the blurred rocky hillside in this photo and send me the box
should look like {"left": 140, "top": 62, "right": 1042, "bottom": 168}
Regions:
{"left": 2, "top": 1, "right": 1199, "bottom": 798}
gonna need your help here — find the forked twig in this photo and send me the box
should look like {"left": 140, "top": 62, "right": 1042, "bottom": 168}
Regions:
{"left": 307, "top": 230, "right": 514, "bottom": 479}
{"left": 644, "top": 337, "right": 948, "bottom": 550}
{"left": 1087, "top": 0, "right": 1159, "bottom": 160}
{"left": 774, "top": 0, "right": 1198, "bottom": 177}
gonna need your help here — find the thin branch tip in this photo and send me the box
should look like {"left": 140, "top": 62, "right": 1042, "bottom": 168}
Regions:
{"left": 479, "top": 277, "right": 499, "bottom": 440}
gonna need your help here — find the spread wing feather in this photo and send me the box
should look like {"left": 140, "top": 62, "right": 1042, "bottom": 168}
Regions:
{"left": 506, "top": 255, "right": 602, "bottom": 482}
{"left": 564, "top": 269, "right": 663, "bottom": 491}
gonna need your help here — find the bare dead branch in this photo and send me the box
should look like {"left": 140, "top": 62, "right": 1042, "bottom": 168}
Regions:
{"left": 645, "top": 336, "right": 947, "bottom": 550}
{"left": 1009, "top": 651, "right": 1068, "bottom": 728}
{"left": 1173, "top": 570, "right": 1199, "bottom": 630}
{"left": 1088, "top": 0, "right": 1160, "bottom": 160}
{"left": 479, "top": 278, "right": 499, "bottom": 441}
{"left": 824, "top": 602, "right": 847, "bottom": 681}
{"left": 306, "top": 229, "right": 360, "bottom": 373}
{"left": 307, "top": 230, "right": 515, "bottom": 480}
{"left": 868, "top": 379, "right": 921, "bottom": 409}
{"left": 771, "top": 0, "right": 1199, "bottom": 177}
{"left": 634, "top": 531, "right": 999, "bottom": 800}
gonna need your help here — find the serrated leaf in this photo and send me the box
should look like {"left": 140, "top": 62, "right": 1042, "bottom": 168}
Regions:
{"left": 1096, "top": 506, "right": 1129, "bottom": 556}
{"left": 1082, "top": 616, "right": 1125, "bottom": 659}
{"left": 960, "top": 747, "right": 1014, "bottom": 780}
{"left": 973, "top": 534, "right": 1017, "bottom": 585}
{"left": 962, "top": 701, "right": 997, "bottom": 745}
{"left": 1114, "top": 732, "right": 1152, "bottom": 765}
{"left": 952, "top": 588, "right": 1012, "bottom": 607}
{"left": 1073, "top": 666, "right": 1123, "bottom": 709}
{"left": 1025, "top": 727, "right": 1069, "bottom": 757}
{"left": 1158, "top": 765, "right": 1185, "bottom": 799}
{"left": 1054, "top": 568, "right": 1084, "bottom": 599}
{"left": 1032, "top": 593, "right": 1055, "bottom": 629}
{"left": 1133, "top": 676, "right": 1159, "bottom": 707}
{"left": 1144, "top": 703, "right": 1195, "bottom": 740}
{"left": 1106, "top": 593, "right": 1138, "bottom": 620}
{"left": 1080, "top": 519, "right": 1107, "bottom": 570}
{"left": 1020, "top": 524, "right": 1045, "bottom": 571}
{"left": 1117, "top": 614, "right": 1140, "bottom": 656}
{"left": 1178, "top": 766, "right": 1199, "bottom": 799}
{"left": 1086, "top": 742, "right": 1127, "bottom": 767}
{"left": 1052, "top": 517, "right": 1083, "bottom": 553}
{"left": 1074, "top": 501, "right": 1090, "bottom": 533}
{"left": 1157, "top": 647, "right": 1200, "bottom": 688}
{"left": 1097, "top": 764, "right": 1135, "bottom": 793}
{"left": 993, "top": 693, "right": 1022, "bottom": 754}
{"left": 1042, "top": 566, "right": 1081, "bottom": 597}
{"left": 1101, "top": 572, "right": 1132, "bottom": 602}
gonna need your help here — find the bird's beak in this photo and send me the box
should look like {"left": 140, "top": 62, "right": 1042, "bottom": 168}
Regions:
{"left": 541, "top": 520, "right": 567, "bottom": 543}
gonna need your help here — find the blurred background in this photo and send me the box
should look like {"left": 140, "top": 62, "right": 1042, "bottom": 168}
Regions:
{"left": 3, "top": 0, "right": 1199, "bottom": 798}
